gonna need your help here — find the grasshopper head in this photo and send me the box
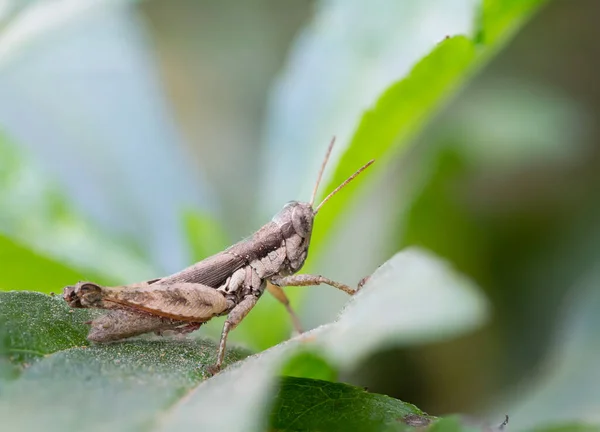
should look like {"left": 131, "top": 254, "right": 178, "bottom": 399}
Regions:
{"left": 271, "top": 200, "right": 315, "bottom": 273}
{"left": 271, "top": 138, "right": 374, "bottom": 273}
{"left": 63, "top": 281, "right": 103, "bottom": 308}
{"left": 272, "top": 201, "right": 315, "bottom": 240}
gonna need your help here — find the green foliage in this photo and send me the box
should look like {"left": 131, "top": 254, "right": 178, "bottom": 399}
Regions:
{"left": 1, "top": 0, "right": 589, "bottom": 430}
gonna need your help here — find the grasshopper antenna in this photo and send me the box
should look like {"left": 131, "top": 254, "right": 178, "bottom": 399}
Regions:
{"left": 310, "top": 136, "right": 336, "bottom": 207}
{"left": 314, "top": 159, "right": 375, "bottom": 214}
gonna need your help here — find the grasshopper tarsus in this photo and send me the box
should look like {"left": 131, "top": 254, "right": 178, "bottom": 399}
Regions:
{"left": 62, "top": 139, "right": 374, "bottom": 372}
{"left": 357, "top": 275, "right": 371, "bottom": 291}
{"left": 206, "top": 363, "right": 222, "bottom": 377}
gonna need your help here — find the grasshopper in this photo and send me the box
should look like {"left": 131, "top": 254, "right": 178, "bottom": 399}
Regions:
{"left": 63, "top": 138, "right": 374, "bottom": 373}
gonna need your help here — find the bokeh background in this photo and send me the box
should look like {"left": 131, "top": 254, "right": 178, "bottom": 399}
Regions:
{"left": 1, "top": 0, "right": 599, "bottom": 429}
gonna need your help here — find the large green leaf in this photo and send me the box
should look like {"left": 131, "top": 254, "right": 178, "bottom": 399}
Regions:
{"left": 0, "top": 249, "right": 489, "bottom": 431}
{"left": 0, "top": 339, "right": 251, "bottom": 430}
{"left": 309, "top": 0, "right": 548, "bottom": 262}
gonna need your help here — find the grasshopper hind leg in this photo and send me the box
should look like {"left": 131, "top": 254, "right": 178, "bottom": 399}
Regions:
{"left": 266, "top": 282, "right": 303, "bottom": 334}
{"left": 87, "top": 309, "right": 192, "bottom": 342}
{"left": 159, "top": 322, "right": 203, "bottom": 336}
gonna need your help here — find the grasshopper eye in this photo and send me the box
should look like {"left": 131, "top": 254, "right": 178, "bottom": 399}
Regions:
{"left": 79, "top": 282, "right": 101, "bottom": 294}
{"left": 292, "top": 205, "right": 313, "bottom": 238}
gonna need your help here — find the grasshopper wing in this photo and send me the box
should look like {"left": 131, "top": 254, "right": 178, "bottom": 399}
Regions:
{"left": 160, "top": 252, "right": 246, "bottom": 288}
{"left": 92, "top": 282, "right": 229, "bottom": 321}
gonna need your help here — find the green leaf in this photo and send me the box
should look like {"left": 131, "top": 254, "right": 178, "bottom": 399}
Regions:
{"left": 309, "top": 0, "right": 547, "bottom": 264}
{"left": 0, "top": 291, "right": 93, "bottom": 364}
{"left": 0, "top": 249, "right": 488, "bottom": 431}
{"left": 0, "top": 339, "right": 251, "bottom": 430}
{"left": 310, "top": 36, "right": 475, "bottom": 260}
{"left": 480, "top": 0, "right": 548, "bottom": 46}
{"left": 269, "top": 376, "right": 432, "bottom": 432}
{"left": 0, "top": 235, "right": 102, "bottom": 293}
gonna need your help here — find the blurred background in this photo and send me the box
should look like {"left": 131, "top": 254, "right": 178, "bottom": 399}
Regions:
{"left": 0, "top": 0, "right": 599, "bottom": 429}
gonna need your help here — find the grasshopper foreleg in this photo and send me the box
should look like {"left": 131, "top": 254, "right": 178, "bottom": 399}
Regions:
{"left": 270, "top": 274, "right": 356, "bottom": 296}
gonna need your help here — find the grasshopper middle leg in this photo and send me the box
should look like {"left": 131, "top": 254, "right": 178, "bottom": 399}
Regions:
{"left": 209, "top": 294, "right": 258, "bottom": 375}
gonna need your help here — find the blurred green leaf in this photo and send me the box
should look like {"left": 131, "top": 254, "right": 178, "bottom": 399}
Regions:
{"left": 0, "top": 135, "right": 155, "bottom": 286}
{"left": 0, "top": 0, "right": 135, "bottom": 66}
{"left": 399, "top": 146, "right": 490, "bottom": 285}
{"left": 0, "top": 235, "right": 104, "bottom": 293}
{"left": 269, "top": 376, "right": 431, "bottom": 432}
{"left": 311, "top": 36, "right": 475, "bottom": 259}
{"left": 319, "top": 248, "right": 488, "bottom": 369}
{"left": 0, "top": 249, "right": 488, "bottom": 430}
{"left": 480, "top": 0, "right": 548, "bottom": 46}
{"left": 279, "top": 350, "right": 337, "bottom": 382}
{"left": 527, "top": 425, "right": 600, "bottom": 432}
{"left": 310, "top": 0, "right": 547, "bottom": 264}
{"left": 182, "top": 210, "right": 230, "bottom": 262}
{"left": 427, "top": 416, "right": 479, "bottom": 432}
{"left": 505, "top": 265, "right": 600, "bottom": 428}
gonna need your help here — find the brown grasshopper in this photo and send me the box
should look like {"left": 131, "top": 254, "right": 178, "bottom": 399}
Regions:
{"left": 63, "top": 138, "right": 374, "bottom": 373}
